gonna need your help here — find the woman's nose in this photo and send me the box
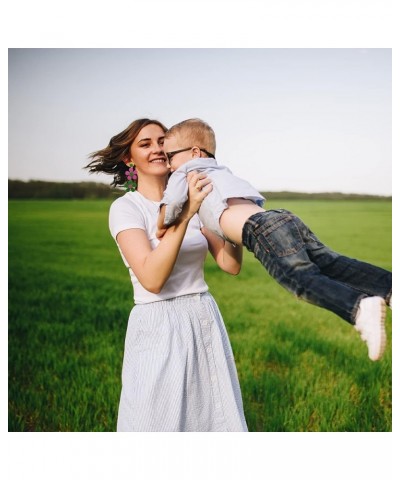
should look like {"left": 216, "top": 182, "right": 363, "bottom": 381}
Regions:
{"left": 152, "top": 142, "right": 164, "bottom": 153}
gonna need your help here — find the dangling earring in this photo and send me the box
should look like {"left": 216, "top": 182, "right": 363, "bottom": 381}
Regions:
{"left": 124, "top": 162, "right": 138, "bottom": 192}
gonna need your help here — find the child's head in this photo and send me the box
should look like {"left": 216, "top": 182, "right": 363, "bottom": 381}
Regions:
{"left": 164, "top": 118, "right": 216, "bottom": 171}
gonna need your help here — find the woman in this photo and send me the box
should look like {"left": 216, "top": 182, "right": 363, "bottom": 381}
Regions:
{"left": 86, "top": 118, "right": 248, "bottom": 432}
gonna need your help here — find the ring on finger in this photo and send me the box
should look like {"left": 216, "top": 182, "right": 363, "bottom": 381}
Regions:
{"left": 195, "top": 183, "right": 202, "bottom": 191}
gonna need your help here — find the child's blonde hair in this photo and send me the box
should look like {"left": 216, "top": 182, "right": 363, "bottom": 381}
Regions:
{"left": 165, "top": 118, "right": 216, "bottom": 155}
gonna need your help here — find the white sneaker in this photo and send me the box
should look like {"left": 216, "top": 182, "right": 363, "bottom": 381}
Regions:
{"left": 354, "top": 297, "right": 386, "bottom": 361}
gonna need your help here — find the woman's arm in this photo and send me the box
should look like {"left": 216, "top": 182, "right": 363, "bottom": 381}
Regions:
{"left": 202, "top": 227, "right": 243, "bottom": 275}
{"left": 117, "top": 223, "right": 188, "bottom": 293}
{"left": 117, "top": 172, "right": 212, "bottom": 293}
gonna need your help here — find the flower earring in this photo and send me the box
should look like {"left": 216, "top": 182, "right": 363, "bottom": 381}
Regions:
{"left": 124, "top": 163, "right": 138, "bottom": 192}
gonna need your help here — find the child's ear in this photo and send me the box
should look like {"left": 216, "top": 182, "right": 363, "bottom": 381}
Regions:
{"left": 192, "top": 146, "right": 201, "bottom": 158}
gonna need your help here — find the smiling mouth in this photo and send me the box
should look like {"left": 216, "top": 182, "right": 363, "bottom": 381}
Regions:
{"left": 150, "top": 158, "right": 166, "bottom": 163}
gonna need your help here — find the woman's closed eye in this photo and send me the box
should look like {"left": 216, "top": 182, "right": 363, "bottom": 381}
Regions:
{"left": 139, "top": 141, "right": 164, "bottom": 149}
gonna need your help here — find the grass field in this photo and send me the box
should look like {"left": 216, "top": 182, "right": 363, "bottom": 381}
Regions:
{"left": 8, "top": 199, "right": 392, "bottom": 432}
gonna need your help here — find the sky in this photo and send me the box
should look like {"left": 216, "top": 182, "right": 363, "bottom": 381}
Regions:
{"left": 8, "top": 48, "right": 392, "bottom": 196}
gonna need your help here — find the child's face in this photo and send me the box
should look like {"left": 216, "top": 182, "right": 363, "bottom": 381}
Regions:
{"left": 164, "top": 135, "right": 195, "bottom": 172}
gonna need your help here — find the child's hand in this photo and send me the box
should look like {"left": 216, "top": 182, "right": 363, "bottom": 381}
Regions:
{"left": 156, "top": 227, "right": 167, "bottom": 239}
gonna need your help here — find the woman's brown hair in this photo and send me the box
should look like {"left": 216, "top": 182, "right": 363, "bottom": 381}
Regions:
{"left": 85, "top": 118, "right": 167, "bottom": 187}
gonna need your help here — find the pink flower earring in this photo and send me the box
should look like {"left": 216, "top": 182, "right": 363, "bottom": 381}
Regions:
{"left": 124, "top": 163, "right": 138, "bottom": 192}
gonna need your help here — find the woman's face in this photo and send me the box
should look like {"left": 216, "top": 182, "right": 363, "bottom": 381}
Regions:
{"left": 128, "top": 124, "right": 169, "bottom": 178}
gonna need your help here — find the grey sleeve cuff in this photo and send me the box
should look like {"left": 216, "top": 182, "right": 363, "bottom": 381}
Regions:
{"left": 164, "top": 202, "right": 186, "bottom": 225}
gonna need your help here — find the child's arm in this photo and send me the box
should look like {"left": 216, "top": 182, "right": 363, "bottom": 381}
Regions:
{"left": 157, "top": 170, "right": 189, "bottom": 239}
{"left": 156, "top": 170, "right": 210, "bottom": 239}
{"left": 156, "top": 171, "right": 187, "bottom": 239}
{"left": 156, "top": 205, "right": 168, "bottom": 239}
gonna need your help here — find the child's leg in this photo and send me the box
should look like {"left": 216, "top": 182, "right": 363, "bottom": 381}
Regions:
{"left": 301, "top": 222, "right": 392, "bottom": 305}
{"left": 242, "top": 209, "right": 382, "bottom": 324}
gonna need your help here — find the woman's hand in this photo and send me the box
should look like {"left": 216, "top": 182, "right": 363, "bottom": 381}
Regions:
{"left": 179, "top": 171, "right": 213, "bottom": 221}
{"left": 156, "top": 171, "right": 212, "bottom": 238}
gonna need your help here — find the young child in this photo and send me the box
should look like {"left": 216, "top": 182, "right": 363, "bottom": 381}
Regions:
{"left": 157, "top": 118, "right": 392, "bottom": 361}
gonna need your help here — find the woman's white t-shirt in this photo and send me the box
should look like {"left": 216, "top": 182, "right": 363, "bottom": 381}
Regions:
{"left": 109, "top": 191, "right": 209, "bottom": 304}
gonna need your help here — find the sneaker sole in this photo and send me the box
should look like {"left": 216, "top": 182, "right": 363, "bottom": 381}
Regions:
{"left": 370, "top": 298, "right": 387, "bottom": 361}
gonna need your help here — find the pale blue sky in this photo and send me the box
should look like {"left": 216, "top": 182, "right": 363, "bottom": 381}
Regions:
{"left": 8, "top": 48, "right": 391, "bottom": 195}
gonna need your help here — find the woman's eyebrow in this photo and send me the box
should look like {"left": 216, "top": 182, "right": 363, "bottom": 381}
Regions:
{"left": 137, "top": 136, "right": 165, "bottom": 144}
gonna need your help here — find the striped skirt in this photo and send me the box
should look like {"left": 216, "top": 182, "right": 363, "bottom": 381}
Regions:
{"left": 117, "top": 292, "right": 248, "bottom": 432}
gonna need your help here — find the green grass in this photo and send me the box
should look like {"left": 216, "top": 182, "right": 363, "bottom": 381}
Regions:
{"left": 8, "top": 199, "right": 392, "bottom": 431}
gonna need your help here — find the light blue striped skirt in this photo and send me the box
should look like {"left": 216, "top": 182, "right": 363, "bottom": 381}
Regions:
{"left": 117, "top": 292, "right": 248, "bottom": 432}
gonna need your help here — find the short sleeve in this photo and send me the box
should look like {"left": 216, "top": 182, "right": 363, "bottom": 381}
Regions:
{"left": 109, "top": 196, "right": 145, "bottom": 240}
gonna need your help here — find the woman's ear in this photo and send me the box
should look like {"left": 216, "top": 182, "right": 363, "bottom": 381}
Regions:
{"left": 122, "top": 156, "right": 131, "bottom": 166}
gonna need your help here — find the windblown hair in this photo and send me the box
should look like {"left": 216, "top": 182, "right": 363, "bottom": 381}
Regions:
{"left": 165, "top": 118, "right": 216, "bottom": 155}
{"left": 85, "top": 118, "right": 167, "bottom": 187}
